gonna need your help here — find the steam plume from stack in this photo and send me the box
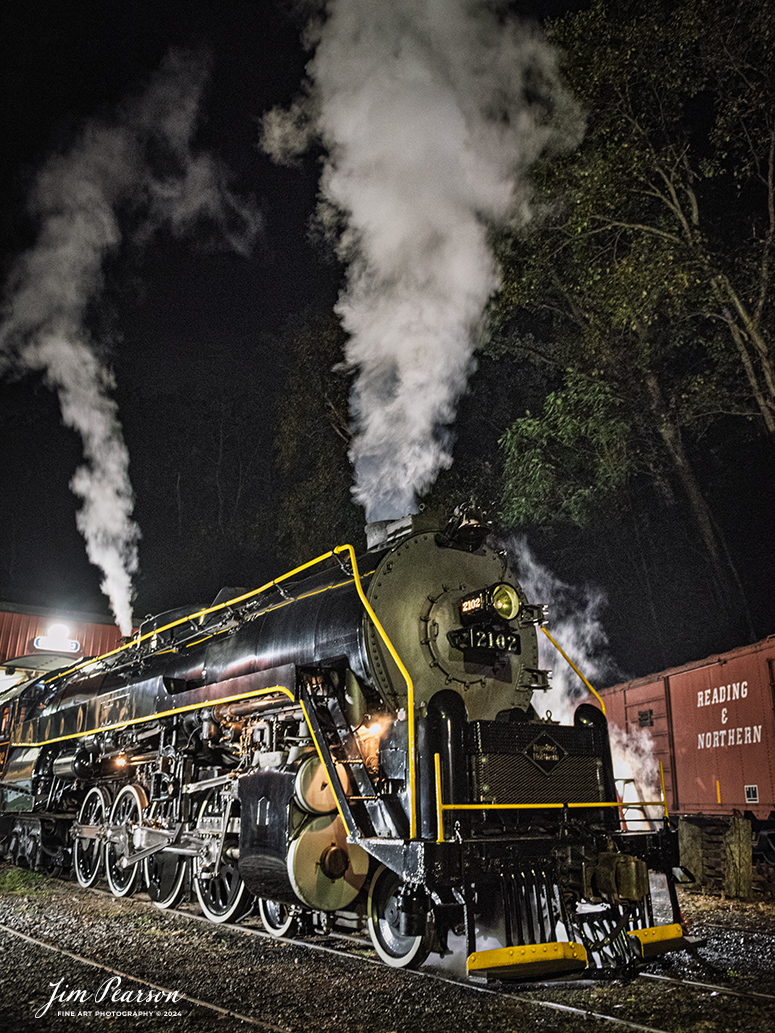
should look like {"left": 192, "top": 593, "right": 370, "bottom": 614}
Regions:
{"left": 0, "top": 51, "right": 260, "bottom": 633}
{"left": 262, "top": 0, "right": 582, "bottom": 521}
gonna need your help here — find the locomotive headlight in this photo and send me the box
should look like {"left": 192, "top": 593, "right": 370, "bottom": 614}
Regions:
{"left": 458, "top": 582, "right": 521, "bottom": 625}
{"left": 491, "top": 583, "right": 520, "bottom": 621}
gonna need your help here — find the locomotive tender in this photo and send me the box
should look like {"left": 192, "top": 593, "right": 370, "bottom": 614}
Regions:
{"left": 0, "top": 512, "right": 691, "bottom": 979}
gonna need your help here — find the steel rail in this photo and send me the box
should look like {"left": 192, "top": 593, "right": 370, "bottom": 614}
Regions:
{"left": 638, "top": 970, "right": 775, "bottom": 1001}
{"left": 151, "top": 904, "right": 675, "bottom": 1033}
{"left": 89, "top": 883, "right": 775, "bottom": 1012}
{"left": 35, "top": 878, "right": 775, "bottom": 1032}
{"left": 83, "top": 887, "right": 677, "bottom": 1033}
{"left": 0, "top": 920, "right": 292, "bottom": 1031}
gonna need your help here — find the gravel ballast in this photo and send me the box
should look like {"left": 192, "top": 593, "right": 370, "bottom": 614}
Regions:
{"left": 0, "top": 866, "right": 773, "bottom": 1033}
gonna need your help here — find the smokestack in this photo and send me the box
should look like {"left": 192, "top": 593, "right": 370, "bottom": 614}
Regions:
{"left": 364, "top": 515, "right": 414, "bottom": 551}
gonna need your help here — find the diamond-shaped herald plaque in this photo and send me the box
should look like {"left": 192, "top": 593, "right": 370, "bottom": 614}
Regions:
{"left": 523, "top": 733, "right": 567, "bottom": 775}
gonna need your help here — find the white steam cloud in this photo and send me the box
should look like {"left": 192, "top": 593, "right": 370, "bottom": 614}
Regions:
{"left": 507, "top": 536, "right": 614, "bottom": 724}
{"left": 262, "top": 0, "right": 582, "bottom": 521}
{"left": 0, "top": 51, "right": 260, "bottom": 634}
{"left": 506, "top": 537, "right": 661, "bottom": 819}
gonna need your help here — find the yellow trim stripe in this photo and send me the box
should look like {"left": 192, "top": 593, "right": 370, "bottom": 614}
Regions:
{"left": 12, "top": 542, "right": 414, "bottom": 841}
{"left": 20, "top": 539, "right": 423, "bottom": 843}
{"left": 12, "top": 686, "right": 294, "bottom": 748}
{"left": 14, "top": 682, "right": 355, "bottom": 838}
{"left": 434, "top": 751, "right": 444, "bottom": 844}
{"left": 14, "top": 682, "right": 356, "bottom": 838}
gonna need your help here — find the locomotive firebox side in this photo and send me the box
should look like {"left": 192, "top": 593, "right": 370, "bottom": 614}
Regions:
{"left": 0, "top": 513, "right": 693, "bottom": 978}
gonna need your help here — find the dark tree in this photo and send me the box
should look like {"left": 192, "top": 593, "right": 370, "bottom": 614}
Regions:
{"left": 273, "top": 311, "right": 365, "bottom": 565}
{"left": 492, "top": 0, "right": 775, "bottom": 638}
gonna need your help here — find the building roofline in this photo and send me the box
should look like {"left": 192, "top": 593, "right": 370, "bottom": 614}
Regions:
{"left": 0, "top": 599, "right": 118, "bottom": 627}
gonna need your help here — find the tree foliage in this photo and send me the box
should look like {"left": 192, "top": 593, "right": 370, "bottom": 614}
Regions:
{"left": 273, "top": 311, "right": 365, "bottom": 563}
{"left": 494, "top": 0, "right": 775, "bottom": 595}
{"left": 500, "top": 372, "right": 641, "bottom": 525}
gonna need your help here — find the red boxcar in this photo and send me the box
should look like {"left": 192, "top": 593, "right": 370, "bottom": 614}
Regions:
{"left": 599, "top": 635, "right": 775, "bottom": 822}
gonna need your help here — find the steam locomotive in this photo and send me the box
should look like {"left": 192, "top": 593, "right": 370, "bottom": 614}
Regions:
{"left": 0, "top": 512, "right": 692, "bottom": 979}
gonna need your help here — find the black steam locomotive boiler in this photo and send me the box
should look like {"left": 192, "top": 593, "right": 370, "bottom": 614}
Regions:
{"left": 0, "top": 512, "right": 691, "bottom": 978}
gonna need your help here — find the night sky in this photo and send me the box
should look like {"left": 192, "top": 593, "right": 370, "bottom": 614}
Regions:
{"left": 1, "top": 1, "right": 771, "bottom": 682}
{"left": 0, "top": 1, "right": 334, "bottom": 614}
{"left": 0, "top": 1, "right": 582, "bottom": 612}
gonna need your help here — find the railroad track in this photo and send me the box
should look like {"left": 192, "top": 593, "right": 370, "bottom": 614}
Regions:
{"left": 0, "top": 915, "right": 664, "bottom": 1033}
{"left": 141, "top": 892, "right": 775, "bottom": 1004}
{"left": 638, "top": 971, "right": 775, "bottom": 1002}
{"left": 0, "top": 920, "right": 292, "bottom": 1032}
{"left": 3, "top": 876, "right": 773, "bottom": 1033}
{"left": 85, "top": 883, "right": 775, "bottom": 1030}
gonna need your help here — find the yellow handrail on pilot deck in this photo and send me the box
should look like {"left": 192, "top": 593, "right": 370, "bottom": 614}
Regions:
{"left": 433, "top": 753, "right": 670, "bottom": 843}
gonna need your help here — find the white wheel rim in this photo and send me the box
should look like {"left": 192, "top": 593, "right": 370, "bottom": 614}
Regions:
{"left": 367, "top": 865, "right": 430, "bottom": 968}
{"left": 105, "top": 784, "right": 147, "bottom": 898}
{"left": 74, "top": 787, "right": 110, "bottom": 889}
{"left": 193, "top": 790, "right": 249, "bottom": 923}
{"left": 258, "top": 898, "right": 297, "bottom": 937}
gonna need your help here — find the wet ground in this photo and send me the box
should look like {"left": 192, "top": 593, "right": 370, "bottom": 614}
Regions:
{"left": 0, "top": 866, "right": 772, "bottom": 1033}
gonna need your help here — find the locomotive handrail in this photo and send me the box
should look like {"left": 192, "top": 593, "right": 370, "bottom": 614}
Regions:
{"left": 12, "top": 677, "right": 358, "bottom": 836}
{"left": 539, "top": 626, "right": 607, "bottom": 716}
{"left": 28, "top": 541, "right": 421, "bottom": 838}
{"left": 10, "top": 678, "right": 361, "bottom": 839}
{"left": 13, "top": 684, "right": 296, "bottom": 748}
{"left": 334, "top": 545, "right": 419, "bottom": 841}
{"left": 39, "top": 547, "right": 353, "bottom": 686}
{"left": 433, "top": 754, "right": 669, "bottom": 843}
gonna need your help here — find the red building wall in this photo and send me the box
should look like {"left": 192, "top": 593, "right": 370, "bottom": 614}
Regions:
{"left": 0, "top": 604, "right": 123, "bottom": 665}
